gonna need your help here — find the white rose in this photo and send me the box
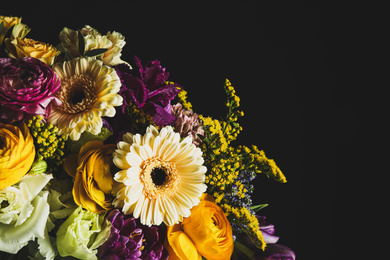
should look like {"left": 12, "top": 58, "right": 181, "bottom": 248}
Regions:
{"left": 0, "top": 174, "right": 54, "bottom": 259}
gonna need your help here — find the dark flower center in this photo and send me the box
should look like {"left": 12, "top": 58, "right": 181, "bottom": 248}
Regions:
{"left": 141, "top": 158, "right": 180, "bottom": 199}
{"left": 70, "top": 89, "right": 86, "bottom": 105}
{"left": 151, "top": 167, "right": 167, "bottom": 187}
{"left": 56, "top": 75, "right": 96, "bottom": 114}
{"left": 0, "top": 200, "right": 9, "bottom": 209}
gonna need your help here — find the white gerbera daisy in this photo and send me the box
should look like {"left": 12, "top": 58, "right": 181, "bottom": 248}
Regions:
{"left": 48, "top": 57, "right": 122, "bottom": 140}
{"left": 112, "top": 125, "right": 207, "bottom": 226}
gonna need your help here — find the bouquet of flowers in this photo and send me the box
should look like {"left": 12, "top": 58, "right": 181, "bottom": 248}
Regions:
{"left": 0, "top": 15, "right": 295, "bottom": 260}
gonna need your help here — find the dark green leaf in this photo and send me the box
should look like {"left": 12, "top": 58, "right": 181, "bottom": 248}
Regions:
{"left": 3, "top": 24, "right": 14, "bottom": 41}
{"left": 84, "top": 48, "right": 108, "bottom": 57}
{"left": 77, "top": 30, "right": 85, "bottom": 56}
{"left": 61, "top": 42, "right": 72, "bottom": 61}
{"left": 0, "top": 22, "right": 4, "bottom": 39}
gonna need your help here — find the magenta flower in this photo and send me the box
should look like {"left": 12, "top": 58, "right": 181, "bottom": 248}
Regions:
{"left": 98, "top": 209, "right": 168, "bottom": 260}
{"left": 114, "top": 57, "right": 181, "bottom": 126}
{"left": 0, "top": 57, "right": 61, "bottom": 124}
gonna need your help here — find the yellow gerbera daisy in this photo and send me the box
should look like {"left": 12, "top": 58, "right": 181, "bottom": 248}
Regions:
{"left": 112, "top": 125, "right": 207, "bottom": 226}
{"left": 48, "top": 57, "right": 122, "bottom": 140}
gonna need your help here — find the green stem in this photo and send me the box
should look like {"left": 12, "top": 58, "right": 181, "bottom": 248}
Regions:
{"left": 234, "top": 240, "right": 256, "bottom": 259}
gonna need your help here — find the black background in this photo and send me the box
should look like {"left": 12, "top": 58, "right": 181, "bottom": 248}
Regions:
{"left": 3, "top": 1, "right": 387, "bottom": 259}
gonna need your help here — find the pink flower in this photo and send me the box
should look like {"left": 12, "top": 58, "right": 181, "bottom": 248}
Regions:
{"left": 172, "top": 103, "right": 204, "bottom": 146}
{"left": 0, "top": 57, "right": 61, "bottom": 123}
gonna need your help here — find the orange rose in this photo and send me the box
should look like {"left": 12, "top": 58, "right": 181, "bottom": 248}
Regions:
{"left": 5, "top": 38, "right": 60, "bottom": 65}
{"left": 0, "top": 123, "right": 35, "bottom": 190}
{"left": 167, "top": 194, "right": 234, "bottom": 260}
{"left": 64, "top": 141, "right": 115, "bottom": 213}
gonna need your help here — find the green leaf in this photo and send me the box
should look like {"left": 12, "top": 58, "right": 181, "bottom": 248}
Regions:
{"left": 77, "top": 29, "right": 85, "bottom": 56}
{"left": 250, "top": 203, "right": 268, "bottom": 212}
{"left": 83, "top": 48, "right": 108, "bottom": 57}
{"left": 0, "top": 22, "right": 4, "bottom": 39}
{"left": 3, "top": 24, "right": 14, "bottom": 41}
{"left": 234, "top": 240, "right": 256, "bottom": 259}
{"left": 61, "top": 42, "right": 72, "bottom": 61}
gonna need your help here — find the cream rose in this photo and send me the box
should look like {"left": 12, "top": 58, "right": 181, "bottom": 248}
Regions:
{"left": 58, "top": 25, "right": 128, "bottom": 66}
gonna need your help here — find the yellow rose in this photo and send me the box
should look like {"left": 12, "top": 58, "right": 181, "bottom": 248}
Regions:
{"left": 0, "top": 16, "right": 21, "bottom": 43}
{"left": 167, "top": 194, "right": 234, "bottom": 260}
{"left": 64, "top": 141, "right": 115, "bottom": 213}
{"left": 0, "top": 123, "right": 35, "bottom": 190}
{"left": 5, "top": 38, "right": 60, "bottom": 65}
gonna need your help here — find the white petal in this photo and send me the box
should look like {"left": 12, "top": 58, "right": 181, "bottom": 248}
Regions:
{"left": 171, "top": 194, "right": 191, "bottom": 218}
{"left": 139, "top": 145, "right": 153, "bottom": 160}
{"left": 152, "top": 136, "right": 161, "bottom": 156}
{"left": 113, "top": 155, "right": 130, "bottom": 170}
{"left": 102, "top": 105, "right": 116, "bottom": 117}
{"left": 114, "top": 170, "right": 127, "bottom": 182}
{"left": 152, "top": 197, "right": 163, "bottom": 225}
{"left": 124, "top": 183, "right": 143, "bottom": 205}
{"left": 143, "top": 133, "right": 155, "bottom": 150}
{"left": 133, "top": 134, "right": 142, "bottom": 145}
{"left": 132, "top": 194, "right": 145, "bottom": 219}
{"left": 177, "top": 164, "right": 204, "bottom": 175}
{"left": 161, "top": 141, "right": 179, "bottom": 162}
{"left": 180, "top": 174, "right": 206, "bottom": 183}
{"left": 162, "top": 197, "right": 179, "bottom": 226}
{"left": 147, "top": 125, "right": 159, "bottom": 137}
{"left": 126, "top": 152, "right": 142, "bottom": 168}
{"left": 175, "top": 190, "right": 194, "bottom": 209}
{"left": 140, "top": 197, "right": 151, "bottom": 226}
{"left": 18, "top": 174, "right": 53, "bottom": 199}
{"left": 126, "top": 167, "right": 141, "bottom": 180}
{"left": 117, "top": 141, "right": 131, "bottom": 152}
{"left": 122, "top": 132, "right": 134, "bottom": 144}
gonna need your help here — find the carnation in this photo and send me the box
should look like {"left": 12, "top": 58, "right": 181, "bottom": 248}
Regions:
{"left": 0, "top": 57, "right": 61, "bottom": 124}
{"left": 172, "top": 103, "right": 204, "bottom": 146}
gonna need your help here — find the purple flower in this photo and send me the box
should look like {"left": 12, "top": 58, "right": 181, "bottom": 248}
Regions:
{"left": 235, "top": 216, "right": 295, "bottom": 260}
{"left": 114, "top": 57, "right": 181, "bottom": 126}
{"left": 98, "top": 209, "right": 168, "bottom": 260}
{"left": 0, "top": 57, "right": 61, "bottom": 124}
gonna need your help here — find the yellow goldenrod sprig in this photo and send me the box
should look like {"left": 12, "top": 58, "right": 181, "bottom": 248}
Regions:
{"left": 221, "top": 203, "right": 266, "bottom": 250}
{"left": 175, "top": 86, "right": 193, "bottom": 110}
{"left": 200, "top": 79, "right": 286, "bottom": 251}
{"left": 126, "top": 101, "right": 156, "bottom": 134}
{"left": 238, "top": 145, "right": 287, "bottom": 183}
